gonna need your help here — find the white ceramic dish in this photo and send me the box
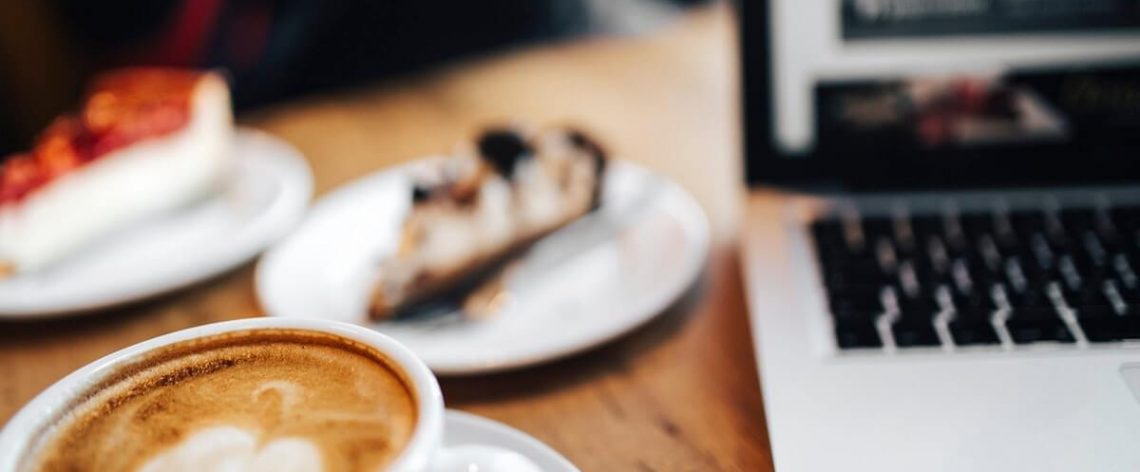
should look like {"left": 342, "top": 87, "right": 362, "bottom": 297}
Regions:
{"left": 0, "top": 129, "right": 312, "bottom": 317}
{"left": 256, "top": 160, "right": 709, "bottom": 375}
{"left": 443, "top": 410, "right": 579, "bottom": 472}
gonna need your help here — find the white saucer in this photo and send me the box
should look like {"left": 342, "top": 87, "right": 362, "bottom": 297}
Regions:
{"left": 256, "top": 160, "right": 708, "bottom": 374}
{"left": 0, "top": 129, "right": 313, "bottom": 318}
{"left": 444, "top": 410, "right": 578, "bottom": 472}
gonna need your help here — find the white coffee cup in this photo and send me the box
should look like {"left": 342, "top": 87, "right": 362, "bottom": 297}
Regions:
{"left": 0, "top": 317, "right": 540, "bottom": 472}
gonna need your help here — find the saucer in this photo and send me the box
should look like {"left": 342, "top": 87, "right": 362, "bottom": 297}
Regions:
{"left": 256, "top": 160, "right": 709, "bottom": 374}
{"left": 444, "top": 410, "right": 578, "bottom": 472}
{"left": 0, "top": 129, "right": 313, "bottom": 317}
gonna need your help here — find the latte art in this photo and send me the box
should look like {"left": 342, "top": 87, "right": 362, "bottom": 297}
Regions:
{"left": 25, "top": 329, "right": 417, "bottom": 472}
{"left": 137, "top": 426, "right": 323, "bottom": 472}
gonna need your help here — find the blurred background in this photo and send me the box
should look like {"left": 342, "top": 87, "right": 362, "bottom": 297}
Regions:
{"left": 0, "top": 0, "right": 711, "bottom": 156}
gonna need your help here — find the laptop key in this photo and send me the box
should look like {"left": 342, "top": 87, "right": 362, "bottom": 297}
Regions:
{"left": 1110, "top": 206, "right": 1140, "bottom": 234}
{"left": 861, "top": 217, "right": 894, "bottom": 240}
{"left": 1003, "top": 286, "right": 1052, "bottom": 309}
{"left": 1062, "top": 282, "right": 1113, "bottom": 308}
{"left": 952, "top": 290, "right": 997, "bottom": 313}
{"left": 833, "top": 316, "right": 883, "bottom": 348}
{"left": 1004, "top": 308, "right": 1075, "bottom": 344}
{"left": 829, "top": 291, "right": 883, "bottom": 314}
{"left": 1111, "top": 275, "right": 1140, "bottom": 304}
{"left": 1075, "top": 306, "right": 1140, "bottom": 342}
{"left": 891, "top": 317, "right": 940, "bottom": 347}
{"left": 893, "top": 307, "right": 939, "bottom": 348}
{"left": 824, "top": 273, "right": 892, "bottom": 297}
{"left": 1111, "top": 254, "right": 1137, "bottom": 288}
{"left": 961, "top": 213, "right": 997, "bottom": 242}
{"left": 948, "top": 310, "right": 1001, "bottom": 345}
{"left": 1010, "top": 211, "right": 1046, "bottom": 240}
{"left": 821, "top": 256, "right": 883, "bottom": 280}
{"left": 910, "top": 216, "right": 943, "bottom": 245}
{"left": 812, "top": 220, "right": 862, "bottom": 259}
{"left": 1060, "top": 209, "right": 1098, "bottom": 240}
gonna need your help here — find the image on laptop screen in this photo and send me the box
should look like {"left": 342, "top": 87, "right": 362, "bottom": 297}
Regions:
{"left": 767, "top": 0, "right": 1140, "bottom": 159}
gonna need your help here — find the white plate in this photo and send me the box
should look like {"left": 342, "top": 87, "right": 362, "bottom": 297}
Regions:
{"left": 443, "top": 409, "right": 578, "bottom": 472}
{"left": 0, "top": 129, "right": 313, "bottom": 317}
{"left": 256, "top": 160, "right": 708, "bottom": 374}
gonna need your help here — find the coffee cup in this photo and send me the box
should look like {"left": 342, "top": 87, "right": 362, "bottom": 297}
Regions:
{"left": 0, "top": 317, "right": 539, "bottom": 471}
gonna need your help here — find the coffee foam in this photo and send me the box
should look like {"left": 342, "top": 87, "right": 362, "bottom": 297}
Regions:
{"left": 25, "top": 329, "right": 418, "bottom": 472}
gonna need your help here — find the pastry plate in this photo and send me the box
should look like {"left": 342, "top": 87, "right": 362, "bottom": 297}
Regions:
{"left": 442, "top": 409, "right": 578, "bottom": 471}
{"left": 256, "top": 159, "right": 709, "bottom": 375}
{"left": 0, "top": 129, "right": 313, "bottom": 317}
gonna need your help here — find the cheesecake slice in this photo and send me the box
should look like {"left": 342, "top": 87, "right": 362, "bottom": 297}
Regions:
{"left": 0, "top": 68, "right": 233, "bottom": 275}
{"left": 369, "top": 126, "right": 607, "bottom": 319}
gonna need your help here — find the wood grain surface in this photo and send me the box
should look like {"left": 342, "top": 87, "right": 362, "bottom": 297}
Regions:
{"left": 0, "top": 4, "right": 772, "bottom": 470}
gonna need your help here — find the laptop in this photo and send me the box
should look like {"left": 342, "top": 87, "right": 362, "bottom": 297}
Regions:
{"left": 738, "top": 1, "right": 1140, "bottom": 470}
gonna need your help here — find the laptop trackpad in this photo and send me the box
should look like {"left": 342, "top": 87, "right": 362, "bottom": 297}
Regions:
{"left": 1120, "top": 363, "right": 1140, "bottom": 406}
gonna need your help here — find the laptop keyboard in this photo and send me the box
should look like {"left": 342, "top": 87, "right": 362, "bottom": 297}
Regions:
{"left": 811, "top": 204, "right": 1140, "bottom": 351}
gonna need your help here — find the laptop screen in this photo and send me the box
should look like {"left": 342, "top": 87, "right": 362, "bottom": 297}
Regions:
{"left": 743, "top": 0, "right": 1140, "bottom": 188}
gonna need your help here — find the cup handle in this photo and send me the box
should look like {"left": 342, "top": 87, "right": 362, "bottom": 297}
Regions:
{"left": 429, "top": 444, "right": 542, "bottom": 472}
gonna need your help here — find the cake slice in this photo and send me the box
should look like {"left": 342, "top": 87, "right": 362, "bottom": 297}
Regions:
{"left": 0, "top": 68, "right": 233, "bottom": 276}
{"left": 369, "top": 126, "right": 607, "bottom": 319}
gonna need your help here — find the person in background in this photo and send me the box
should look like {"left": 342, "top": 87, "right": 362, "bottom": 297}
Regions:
{"left": 0, "top": 0, "right": 709, "bottom": 155}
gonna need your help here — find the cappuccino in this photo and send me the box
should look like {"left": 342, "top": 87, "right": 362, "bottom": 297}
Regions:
{"left": 24, "top": 329, "right": 417, "bottom": 472}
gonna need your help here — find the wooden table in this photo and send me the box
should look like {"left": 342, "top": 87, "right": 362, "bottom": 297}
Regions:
{"left": 0, "top": 4, "right": 773, "bottom": 470}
